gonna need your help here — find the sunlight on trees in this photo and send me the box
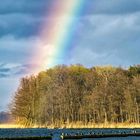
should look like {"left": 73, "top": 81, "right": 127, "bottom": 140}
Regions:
{"left": 11, "top": 65, "right": 140, "bottom": 127}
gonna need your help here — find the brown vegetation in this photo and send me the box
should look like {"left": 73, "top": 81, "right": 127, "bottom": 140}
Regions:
{"left": 11, "top": 65, "right": 140, "bottom": 128}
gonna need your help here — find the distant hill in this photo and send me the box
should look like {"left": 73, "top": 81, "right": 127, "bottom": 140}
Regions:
{"left": 0, "top": 112, "right": 12, "bottom": 124}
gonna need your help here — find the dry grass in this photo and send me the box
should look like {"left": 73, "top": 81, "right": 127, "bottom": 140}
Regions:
{"left": 61, "top": 122, "right": 140, "bottom": 129}
{"left": 0, "top": 122, "right": 140, "bottom": 129}
{"left": 45, "top": 122, "right": 140, "bottom": 129}
{"left": 0, "top": 124, "right": 24, "bottom": 128}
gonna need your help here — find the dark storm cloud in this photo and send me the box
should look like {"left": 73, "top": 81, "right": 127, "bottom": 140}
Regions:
{"left": 0, "top": 0, "right": 140, "bottom": 68}
{"left": 0, "top": 0, "right": 140, "bottom": 38}
{"left": 0, "top": 0, "right": 51, "bottom": 38}
{"left": 0, "top": 13, "right": 42, "bottom": 38}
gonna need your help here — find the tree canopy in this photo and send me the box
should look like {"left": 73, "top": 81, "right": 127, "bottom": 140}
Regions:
{"left": 11, "top": 65, "right": 140, "bottom": 127}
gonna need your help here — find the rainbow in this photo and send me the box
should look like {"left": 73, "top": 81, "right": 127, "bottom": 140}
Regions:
{"left": 32, "top": 0, "right": 85, "bottom": 73}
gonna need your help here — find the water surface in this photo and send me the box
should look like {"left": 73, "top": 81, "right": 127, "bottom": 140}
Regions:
{"left": 0, "top": 128, "right": 139, "bottom": 139}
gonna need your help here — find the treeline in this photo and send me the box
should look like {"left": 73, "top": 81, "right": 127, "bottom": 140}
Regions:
{"left": 0, "top": 112, "right": 12, "bottom": 124}
{"left": 11, "top": 65, "right": 140, "bottom": 127}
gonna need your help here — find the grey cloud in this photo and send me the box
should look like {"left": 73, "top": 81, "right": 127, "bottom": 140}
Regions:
{"left": 0, "top": 13, "right": 42, "bottom": 38}
{"left": 0, "top": 35, "right": 44, "bottom": 77}
{"left": 0, "top": 73, "right": 9, "bottom": 78}
{"left": 69, "top": 12, "right": 140, "bottom": 67}
{"left": 5, "top": 0, "right": 137, "bottom": 16}
{"left": 0, "top": 62, "right": 32, "bottom": 78}
{"left": 85, "top": 0, "right": 140, "bottom": 15}
{"left": 0, "top": 35, "right": 40, "bottom": 63}
{"left": 0, "top": 68, "right": 10, "bottom": 72}
{"left": 13, "top": 64, "right": 33, "bottom": 75}
{"left": 0, "top": 65, "right": 10, "bottom": 78}
{"left": 0, "top": 0, "right": 49, "bottom": 15}
{"left": 3, "top": 0, "right": 139, "bottom": 38}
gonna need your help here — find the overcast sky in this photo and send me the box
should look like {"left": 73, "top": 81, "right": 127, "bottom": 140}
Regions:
{"left": 0, "top": 0, "right": 140, "bottom": 111}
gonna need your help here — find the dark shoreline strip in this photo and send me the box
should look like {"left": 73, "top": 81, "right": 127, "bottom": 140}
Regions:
{"left": 1, "top": 133, "right": 139, "bottom": 140}
{"left": 0, "top": 136, "right": 52, "bottom": 140}
{"left": 64, "top": 133, "right": 140, "bottom": 139}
